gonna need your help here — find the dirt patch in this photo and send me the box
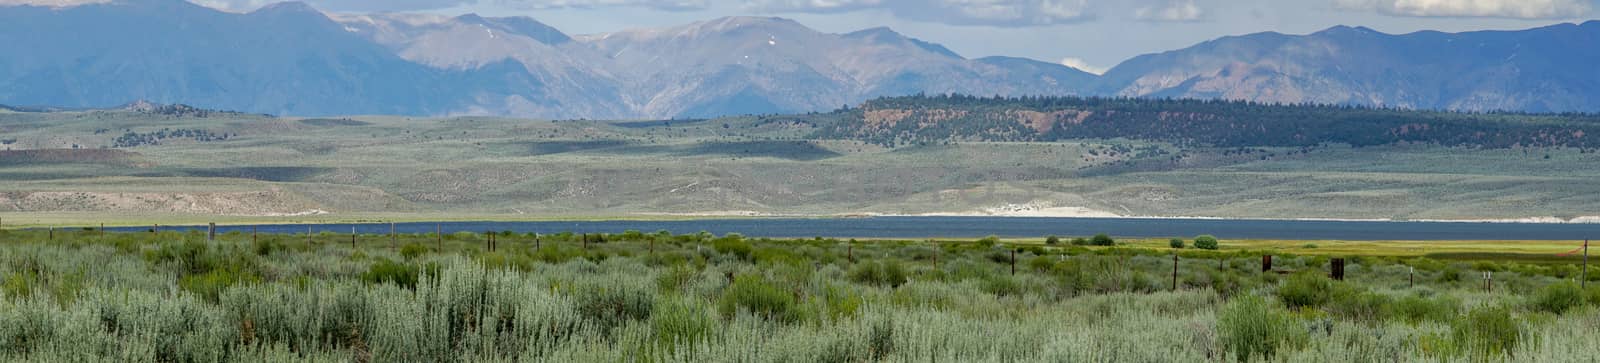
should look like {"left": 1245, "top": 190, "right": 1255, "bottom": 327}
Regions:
{"left": 0, "top": 190, "right": 323, "bottom": 215}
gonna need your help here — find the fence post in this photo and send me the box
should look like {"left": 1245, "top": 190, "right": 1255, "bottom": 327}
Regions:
{"left": 252, "top": 225, "right": 257, "bottom": 244}
{"left": 1261, "top": 255, "right": 1272, "bottom": 272}
{"left": 351, "top": 226, "right": 357, "bottom": 249}
{"left": 1172, "top": 253, "right": 1180, "bottom": 291}
{"left": 389, "top": 222, "right": 396, "bottom": 247}
{"left": 306, "top": 225, "right": 313, "bottom": 245}
{"left": 1330, "top": 258, "right": 1346, "bottom": 281}
{"left": 48, "top": 226, "right": 53, "bottom": 241}
{"left": 99, "top": 223, "right": 104, "bottom": 239}
{"left": 847, "top": 244, "right": 854, "bottom": 264}
{"left": 1409, "top": 266, "right": 1415, "bottom": 288}
{"left": 534, "top": 232, "right": 540, "bottom": 250}
{"left": 436, "top": 223, "right": 442, "bottom": 250}
{"left": 208, "top": 222, "right": 216, "bottom": 242}
{"left": 153, "top": 224, "right": 158, "bottom": 234}
{"left": 1010, "top": 249, "right": 1017, "bottom": 276}
{"left": 1583, "top": 240, "right": 1589, "bottom": 290}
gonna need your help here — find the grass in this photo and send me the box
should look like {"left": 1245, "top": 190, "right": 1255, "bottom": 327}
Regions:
{"left": 1, "top": 229, "right": 1599, "bottom": 361}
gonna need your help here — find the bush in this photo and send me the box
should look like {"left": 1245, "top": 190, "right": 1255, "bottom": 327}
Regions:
{"left": 1194, "top": 235, "right": 1219, "bottom": 250}
{"left": 1070, "top": 237, "right": 1090, "bottom": 246}
{"left": 1045, "top": 235, "right": 1061, "bottom": 245}
{"left": 847, "top": 261, "right": 908, "bottom": 288}
{"left": 576, "top": 279, "right": 656, "bottom": 333}
{"left": 179, "top": 269, "right": 254, "bottom": 302}
{"left": 1090, "top": 234, "right": 1115, "bottom": 246}
{"left": 1218, "top": 295, "right": 1305, "bottom": 361}
{"left": 712, "top": 234, "right": 753, "bottom": 260}
{"left": 651, "top": 296, "right": 714, "bottom": 349}
{"left": 399, "top": 243, "right": 429, "bottom": 260}
{"left": 1531, "top": 281, "right": 1586, "bottom": 314}
{"left": 976, "top": 235, "right": 1000, "bottom": 248}
{"left": 1277, "top": 273, "right": 1335, "bottom": 309}
{"left": 360, "top": 259, "right": 419, "bottom": 289}
{"left": 1450, "top": 305, "right": 1521, "bottom": 357}
{"left": 719, "top": 275, "right": 799, "bottom": 322}
{"left": 1394, "top": 293, "right": 1459, "bottom": 324}
{"left": 1169, "top": 238, "right": 1185, "bottom": 249}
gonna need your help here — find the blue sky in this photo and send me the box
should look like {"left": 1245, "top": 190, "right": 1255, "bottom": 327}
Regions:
{"left": 188, "top": 0, "right": 1599, "bottom": 73}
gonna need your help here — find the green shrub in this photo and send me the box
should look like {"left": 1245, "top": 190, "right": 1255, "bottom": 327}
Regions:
{"left": 1531, "top": 281, "right": 1586, "bottom": 314}
{"left": 1070, "top": 237, "right": 1090, "bottom": 246}
{"left": 719, "top": 275, "right": 799, "bottom": 322}
{"left": 1169, "top": 238, "right": 1185, "bottom": 249}
{"left": 1277, "top": 273, "right": 1335, "bottom": 309}
{"left": 360, "top": 259, "right": 419, "bottom": 289}
{"left": 712, "top": 234, "right": 753, "bottom": 260}
{"left": 1450, "top": 305, "right": 1522, "bottom": 357}
{"left": 1218, "top": 295, "right": 1305, "bottom": 361}
{"left": 1091, "top": 234, "right": 1115, "bottom": 246}
{"left": 1326, "top": 288, "right": 1393, "bottom": 323}
{"left": 179, "top": 269, "right": 254, "bottom": 302}
{"left": 575, "top": 279, "right": 656, "bottom": 333}
{"left": 1045, "top": 235, "right": 1061, "bottom": 245}
{"left": 976, "top": 235, "right": 1000, "bottom": 248}
{"left": 650, "top": 296, "right": 714, "bottom": 349}
{"left": 399, "top": 243, "right": 429, "bottom": 260}
{"left": 1394, "top": 293, "right": 1460, "bottom": 324}
{"left": 1194, "top": 235, "right": 1219, "bottom": 250}
{"left": 847, "top": 261, "right": 908, "bottom": 288}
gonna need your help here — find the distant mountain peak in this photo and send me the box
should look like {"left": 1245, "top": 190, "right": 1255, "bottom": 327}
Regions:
{"left": 251, "top": 1, "right": 317, "bottom": 15}
{"left": 844, "top": 26, "right": 963, "bottom": 59}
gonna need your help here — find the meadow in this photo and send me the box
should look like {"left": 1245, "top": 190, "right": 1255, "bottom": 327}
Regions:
{"left": 1, "top": 227, "right": 1598, "bottom": 362}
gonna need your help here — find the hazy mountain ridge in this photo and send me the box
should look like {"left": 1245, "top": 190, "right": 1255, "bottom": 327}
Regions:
{"left": 1097, "top": 23, "right": 1600, "bottom": 112}
{"left": 1, "top": 0, "right": 1597, "bottom": 117}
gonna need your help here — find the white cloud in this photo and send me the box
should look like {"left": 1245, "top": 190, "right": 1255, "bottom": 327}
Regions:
{"left": 752, "top": 0, "right": 1094, "bottom": 27}
{"left": 1059, "top": 57, "right": 1106, "bottom": 75}
{"left": 187, "top": 0, "right": 710, "bottom": 12}
{"left": 1133, "top": 0, "right": 1202, "bottom": 21}
{"left": 486, "top": 0, "right": 710, "bottom": 11}
{"left": 1333, "top": 0, "right": 1592, "bottom": 19}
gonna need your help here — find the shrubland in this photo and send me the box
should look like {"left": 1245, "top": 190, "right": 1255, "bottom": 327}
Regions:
{"left": 0, "top": 228, "right": 1597, "bottom": 361}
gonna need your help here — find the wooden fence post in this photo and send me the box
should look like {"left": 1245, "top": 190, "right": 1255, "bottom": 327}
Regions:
{"left": 534, "top": 232, "right": 540, "bottom": 250}
{"left": 1172, "top": 254, "right": 1180, "bottom": 291}
{"left": 1010, "top": 249, "right": 1017, "bottom": 275}
{"left": 307, "top": 225, "right": 313, "bottom": 245}
{"left": 48, "top": 226, "right": 53, "bottom": 241}
{"left": 1261, "top": 255, "right": 1272, "bottom": 272}
{"left": 847, "top": 244, "right": 854, "bottom": 264}
{"left": 1583, "top": 240, "right": 1589, "bottom": 290}
{"left": 1409, "top": 266, "right": 1415, "bottom": 288}
{"left": 208, "top": 222, "right": 216, "bottom": 242}
{"left": 436, "top": 223, "right": 442, "bottom": 250}
{"left": 1330, "top": 258, "right": 1346, "bottom": 281}
{"left": 252, "top": 225, "right": 257, "bottom": 244}
{"left": 351, "top": 226, "right": 357, "bottom": 249}
{"left": 99, "top": 223, "right": 104, "bottom": 239}
{"left": 389, "top": 222, "right": 396, "bottom": 247}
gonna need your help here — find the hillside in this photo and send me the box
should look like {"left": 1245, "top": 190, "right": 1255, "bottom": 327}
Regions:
{"left": 2, "top": 100, "right": 1599, "bottom": 223}
{"left": 1096, "top": 23, "right": 1600, "bottom": 112}
{"left": 810, "top": 95, "right": 1600, "bottom": 149}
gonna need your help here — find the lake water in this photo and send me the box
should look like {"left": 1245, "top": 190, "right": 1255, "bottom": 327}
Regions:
{"left": 110, "top": 216, "right": 1600, "bottom": 241}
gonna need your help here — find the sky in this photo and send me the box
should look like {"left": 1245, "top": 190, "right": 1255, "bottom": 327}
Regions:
{"left": 185, "top": 0, "right": 1599, "bottom": 73}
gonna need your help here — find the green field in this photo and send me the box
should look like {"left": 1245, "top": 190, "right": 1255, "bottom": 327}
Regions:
{"left": 3, "top": 109, "right": 1600, "bottom": 225}
{"left": 0, "top": 229, "right": 1596, "bottom": 361}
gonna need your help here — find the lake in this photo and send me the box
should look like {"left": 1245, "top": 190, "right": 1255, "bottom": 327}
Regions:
{"left": 110, "top": 216, "right": 1600, "bottom": 241}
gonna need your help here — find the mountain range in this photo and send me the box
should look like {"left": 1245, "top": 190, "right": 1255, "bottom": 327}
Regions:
{"left": 1, "top": 0, "right": 1597, "bottom": 118}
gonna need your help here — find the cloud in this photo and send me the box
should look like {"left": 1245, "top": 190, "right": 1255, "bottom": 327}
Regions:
{"left": 189, "top": 0, "right": 709, "bottom": 12}
{"left": 1059, "top": 57, "right": 1106, "bottom": 75}
{"left": 752, "top": 0, "right": 1094, "bottom": 27}
{"left": 1133, "top": 0, "right": 1202, "bottom": 21}
{"left": 1333, "top": 0, "right": 1592, "bottom": 19}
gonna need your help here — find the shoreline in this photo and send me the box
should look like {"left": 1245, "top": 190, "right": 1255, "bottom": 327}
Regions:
{"left": 4, "top": 211, "right": 1599, "bottom": 229}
